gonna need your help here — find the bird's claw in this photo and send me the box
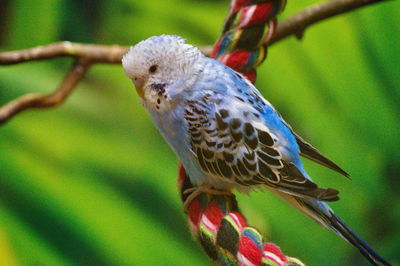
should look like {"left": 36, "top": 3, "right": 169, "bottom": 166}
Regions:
{"left": 183, "top": 185, "right": 232, "bottom": 212}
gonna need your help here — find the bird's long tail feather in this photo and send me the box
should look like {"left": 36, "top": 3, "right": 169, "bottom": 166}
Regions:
{"left": 298, "top": 198, "right": 390, "bottom": 265}
{"left": 327, "top": 212, "right": 390, "bottom": 265}
{"left": 271, "top": 189, "right": 390, "bottom": 265}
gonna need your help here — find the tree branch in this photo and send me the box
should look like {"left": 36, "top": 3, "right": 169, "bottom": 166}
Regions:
{"left": 0, "top": 58, "right": 91, "bottom": 123}
{"left": 0, "top": 42, "right": 126, "bottom": 65}
{"left": 269, "top": 0, "right": 387, "bottom": 44}
{"left": 0, "top": 0, "right": 388, "bottom": 125}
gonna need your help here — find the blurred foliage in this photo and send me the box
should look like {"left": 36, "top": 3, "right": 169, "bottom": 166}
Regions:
{"left": 0, "top": 0, "right": 399, "bottom": 265}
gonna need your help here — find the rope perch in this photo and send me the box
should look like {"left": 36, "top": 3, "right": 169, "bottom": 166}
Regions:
{"left": 178, "top": 165, "right": 303, "bottom": 266}
{"left": 178, "top": 1, "right": 304, "bottom": 265}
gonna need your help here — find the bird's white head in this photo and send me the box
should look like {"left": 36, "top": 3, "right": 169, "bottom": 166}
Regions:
{"left": 122, "top": 35, "right": 203, "bottom": 110}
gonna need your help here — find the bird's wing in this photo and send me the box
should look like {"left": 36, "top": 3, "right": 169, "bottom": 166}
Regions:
{"left": 184, "top": 91, "right": 339, "bottom": 202}
{"left": 293, "top": 132, "right": 350, "bottom": 178}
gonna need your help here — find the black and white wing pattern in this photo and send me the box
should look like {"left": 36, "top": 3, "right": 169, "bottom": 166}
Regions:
{"left": 184, "top": 93, "right": 339, "bottom": 202}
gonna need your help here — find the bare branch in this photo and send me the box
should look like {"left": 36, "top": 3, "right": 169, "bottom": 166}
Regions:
{"left": 0, "top": 41, "right": 209, "bottom": 65}
{"left": 0, "top": 0, "right": 389, "bottom": 125}
{"left": 269, "top": 0, "right": 387, "bottom": 45}
{"left": 0, "top": 42, "right": 127, "bottom": 65}
{"left": 0, "top": 58, "right": 91, "bottom": 124}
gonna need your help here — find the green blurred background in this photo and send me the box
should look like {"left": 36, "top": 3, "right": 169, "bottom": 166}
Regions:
{"left": 0, "top": 0, "right": 399, "bottom": 265}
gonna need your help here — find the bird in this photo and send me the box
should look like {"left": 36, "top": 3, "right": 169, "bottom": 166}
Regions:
{"left": 122, "top": 34, "right": 389, "bottom": 265}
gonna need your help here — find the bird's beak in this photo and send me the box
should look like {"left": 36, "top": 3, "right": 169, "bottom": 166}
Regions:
{"left": 132, "top": 77, "right": 145, "bottom": 99}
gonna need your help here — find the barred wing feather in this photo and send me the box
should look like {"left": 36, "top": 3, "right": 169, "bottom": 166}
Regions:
{"left": 184, "top": 94, "right": 339, "bottom": 202}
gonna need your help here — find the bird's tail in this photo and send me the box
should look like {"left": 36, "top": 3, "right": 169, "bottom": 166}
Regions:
{"left": 272, "top": 190, "right": 390, "bottom": 265}
{"left": 327, "top": 211, "right": 390, "bottom": 265}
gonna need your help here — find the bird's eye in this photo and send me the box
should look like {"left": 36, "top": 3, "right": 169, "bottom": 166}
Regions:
{"left": 149, "top": 65, "right": 158, "bottom": 73}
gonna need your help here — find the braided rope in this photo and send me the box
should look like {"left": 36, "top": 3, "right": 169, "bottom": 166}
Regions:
{"left": 178, "top": 165, "right": 303, "bottom": 266}
{"left": 177, "top": 1, "right": 304, "bottom": 265}
{"left": 211, "top": 0, "right": 285, "bottom": 83}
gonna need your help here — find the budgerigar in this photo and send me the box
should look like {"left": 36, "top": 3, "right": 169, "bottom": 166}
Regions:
{"left": 122, "top": 35, "right": 389, "bottom": 265}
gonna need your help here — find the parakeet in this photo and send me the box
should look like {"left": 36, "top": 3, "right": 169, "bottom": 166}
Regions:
{"left": 122, "top": 35, "right": 389, "bottom": 265}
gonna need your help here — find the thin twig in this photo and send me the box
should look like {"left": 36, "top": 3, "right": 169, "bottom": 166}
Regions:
{"left": 0, "top": 0, "right": 388, "bottom": 125}
{"left": 0, "top": 58, "right": 91, "bottom": 124}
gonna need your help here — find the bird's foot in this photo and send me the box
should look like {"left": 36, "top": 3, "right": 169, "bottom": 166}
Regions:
{"left": 183, "top": 185, "right": 232, "bottom": 212}
{"left": 264, "top": 18, "right": 277, "bottom": 44}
